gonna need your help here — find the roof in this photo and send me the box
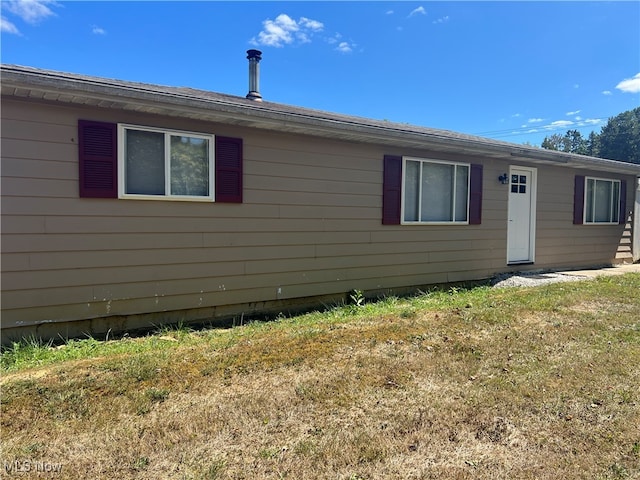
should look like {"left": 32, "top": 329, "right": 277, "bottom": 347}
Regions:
{"left": 2, "top": 64, "right": 639, "bottom": 176}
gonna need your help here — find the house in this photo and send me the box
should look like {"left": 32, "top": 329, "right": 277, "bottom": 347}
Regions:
{"left": 2, "top": 54, "right": 639, "bottom": 343}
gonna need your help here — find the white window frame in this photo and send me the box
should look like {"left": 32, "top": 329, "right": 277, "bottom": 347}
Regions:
{"left": 584, "top": 176, "right": 620, "bottom": 225}
{"left": 118, "top": 124, "right": 215, "bottom": 202}
{"left": 401, "top": 156, "right": 471, "bottom": 225}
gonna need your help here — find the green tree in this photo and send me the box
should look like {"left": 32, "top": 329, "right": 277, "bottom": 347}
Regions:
{"left": 541, "top": 130, "right": 587, "bottom": 154}
{"left": 540, "top": 108, "right": 639, "bottom": 164}
{"left": 541, "top": 133, "right": 569, "bottom": 152}
{"left": 586, "top": 131, "right": 600, "bottom": 157}
{"left": 597, "top": 107, "right": 640, "bottom": 164}
{"left": 565, "top": 129, "right": 588, "bottom": 155}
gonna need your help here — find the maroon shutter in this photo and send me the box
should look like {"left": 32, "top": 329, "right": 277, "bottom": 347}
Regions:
{"left": 215, "top": 136, "right": 243, "bottom": 203}
{"left": 573, "top": 175, "right": 585, "bottom": 224}
{"left": 468, "top": 164, "right": 483, "bottom": 224}
{"left": 78, "top": 120, "right": 117, "bottom": 198}
{"left": 619, "top": 180, "right": 627, "bottom": 225}
{"left": 382, "top": 155, "right": 402, "bottom": 225}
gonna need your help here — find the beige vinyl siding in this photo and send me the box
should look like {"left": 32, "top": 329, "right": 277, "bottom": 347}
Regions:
{"left": 0, "top": 97, "right": 634, "bottom": 335}
{"left": 533, "top": 165, "right": 633, "bottom": 266}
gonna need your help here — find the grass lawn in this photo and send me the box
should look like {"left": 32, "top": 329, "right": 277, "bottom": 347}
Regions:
{"left": 1, "top": 274, "right": 639, "bottom": 479}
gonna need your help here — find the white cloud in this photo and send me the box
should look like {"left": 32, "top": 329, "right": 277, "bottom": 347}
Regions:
{"left": 386, "top": 10, "right": 394, "bottom": 15}
{"left": 528, "top": 118, "right": 544, "bottom": 123}
{"left": 1, "top": 15, "right": 20, "bottom": 34}
{"left": 409, "top": 6, "right": 426, "bottom": 17}
{"left": 566, "top": 110, "right": 581, "bottom": 116}
{"left": 536, "top": 117, "right": 602, "bottom": 132}
{"left": 602, "top": 90, "right": 612, "bottom": 96}
{"left": 297, "top": 32, "right": 311, "bottom": 44}
{"left": 250, "top": 13, "right": 324, "bottom": 48}
{"left": 335, "top": 41, "right": 353, "bottom": 54}
{"left": 92, "top": 25, "right": 106, "bottom": 35}
{"left": 433, "top": 16, "right": 449, "bottom": 24}
{"left": 299, "top": 17, "right": 323, "bottom": 31}
{"left": 3, "top": 0, "right": 58, "bottom": 24}
{"left": 615, "top": 72, "right": 640, "bottom": 93}
{"left": 1, "top": 0, "right": 59, "bottom": 34}
{"left": 546, "top": 120, "right": 574, "bottom": 129}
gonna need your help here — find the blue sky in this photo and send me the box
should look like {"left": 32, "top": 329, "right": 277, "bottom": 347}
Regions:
{"left": 2, "top": 1, "right": 639, "bottom": 146}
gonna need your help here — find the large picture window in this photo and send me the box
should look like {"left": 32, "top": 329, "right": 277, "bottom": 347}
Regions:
{"left": 119, "top": 124, "right": 214, "bottom": 201}
{"left": 584, "top": 177, "right": 621, "bottom": 224}
{"left": 402, "top": 158, "right": 470, "bottom": 223}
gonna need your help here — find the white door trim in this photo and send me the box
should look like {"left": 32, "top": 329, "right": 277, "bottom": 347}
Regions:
{"left": 507, "top": 165, "right": 537, "bottom": 264}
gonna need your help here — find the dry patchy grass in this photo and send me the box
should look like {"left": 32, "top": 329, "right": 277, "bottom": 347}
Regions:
{"left": 1, "top": 274, "right": 640, "bottom": 479}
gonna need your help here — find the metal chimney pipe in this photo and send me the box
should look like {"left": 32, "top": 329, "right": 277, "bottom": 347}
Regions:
{"left": 246, "top": 49, "right": 263, "bottom": 102}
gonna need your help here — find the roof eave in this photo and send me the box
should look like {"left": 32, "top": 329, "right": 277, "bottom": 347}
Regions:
{"left": 2, "top": 65, "right": 639, "bottom": 176}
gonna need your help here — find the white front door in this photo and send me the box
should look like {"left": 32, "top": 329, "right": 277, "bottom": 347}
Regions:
{"left": 507, "top": 166, "right": 536, "bottom": 264}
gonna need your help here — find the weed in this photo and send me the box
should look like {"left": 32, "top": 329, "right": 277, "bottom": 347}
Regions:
{"left": 131, "top": 456, "right": 149, "bottom": 471}
{"left": 259, "top": 447, "right": 280, "bottom": 459}
{"left": 0, "top": 335, "right": 53, "bottom": 369}
{"left": 120, "top": 378, "right": 170, "bottom": 415}
{"left": 121, "top": 354, "right": 161, "bottom": 382}
{"left": 294, "top": 440, "right": 318, "bottom": 456}
{"left": 616, "top": 388, "right": 635, "bottom": 405}
{"left": 349, "top": 289, "right": 365, "bottom": 307}
{"left": 354, "top": 432, "right": 385, "bottom": 464}
{"left": 145, "top": 387, "right": 170, "bottom": 403}
{"left": 46, "top": 389, "right": 90, "bottom": 420}
{"left": 154, "top": 319, "right": 192, "bottom": 339}
{"left": 400, "top": 308, "right": 417, "bottom": 319}
{"left": 609, "top": 463, "right": 629, "bottom": 479}
{"left": 132, "top": 395, "right": 151, "bottom": 416}
{"left": 22, "top": 442, "right": 44, "bottom": 455}
{"left": 203, "top": 459, "right": 226, "bottom": 479}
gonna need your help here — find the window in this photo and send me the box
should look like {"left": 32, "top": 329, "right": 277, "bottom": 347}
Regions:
{"left": 402, "top": 157, "right": 470, "bottom": 223}
{"left": 382, "top": 155, "right": 482, "bottom": 225}
{"left": 511, "top": 174, "right": 527, "bottom": 194}
{"left": 584, "top": 177, "right": 621, "bottom": 224}
{"left": 119, "top": 125, "right": 214, "bottom": 201}
{"left": 78, "top": 120, "right": 243, "bottom": 203}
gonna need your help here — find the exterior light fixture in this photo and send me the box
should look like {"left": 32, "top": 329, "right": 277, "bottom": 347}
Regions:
{"left": 498, "top": 173, "right": 509, "bottom": 184}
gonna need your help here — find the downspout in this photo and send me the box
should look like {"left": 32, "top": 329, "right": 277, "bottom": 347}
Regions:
{"left": 634, "top": 177, "right": 640, "bottom": 262}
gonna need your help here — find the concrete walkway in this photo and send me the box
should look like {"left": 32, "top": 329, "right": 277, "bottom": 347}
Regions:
{"left": 492, "top": 263, "right": 639, "bottom": 288}
{"left": 559, "top": 263, "right": 640, "bottom": 278}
